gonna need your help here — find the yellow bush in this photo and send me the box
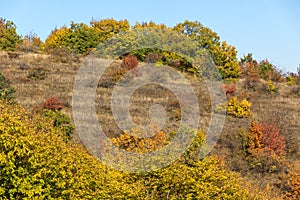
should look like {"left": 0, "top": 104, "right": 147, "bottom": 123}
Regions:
{"left": 227, "top": 96, "right": 251, "bottom": 118}
{"left": 0, "top": 100, "right": 131, "bottom": 199}
{"left": 0, "top": 101, "right": 270, "bottom": 199}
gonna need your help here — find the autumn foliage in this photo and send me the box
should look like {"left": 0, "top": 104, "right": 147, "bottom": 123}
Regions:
{"left": 0, "top": 100, "right": 269, "bottom": 199}
{"left": 248, "top": 121, "right": 286, "bottom": 157}
{"left": 221, "top": 83, "right": 236, "bottom": 97}
{"left": 121, "top": 54, "right": 139, "bottom": 70}
{"left": 42, "top": 96, "right": 63, "bottom": 111}
{"left": 283, "top": 165, "right": 300, "bottom": 199}
{"left": 227, "top": 96, "right": 251, "bottom": 118}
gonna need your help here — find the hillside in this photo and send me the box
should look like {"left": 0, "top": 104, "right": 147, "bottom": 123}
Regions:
{"left": 1, "top": 51, "right": 300, "bottom": 198}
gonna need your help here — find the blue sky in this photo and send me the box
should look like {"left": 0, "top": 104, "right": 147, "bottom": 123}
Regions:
{"left": 1, "top": 0, "right": 299, "bottom": 72}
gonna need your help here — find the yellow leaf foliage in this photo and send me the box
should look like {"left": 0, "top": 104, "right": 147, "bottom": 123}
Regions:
{"left": 0, "top": 101, "right": 268, "bottom": 199}
{"left": 227, "top": 96, "right": 251, "bottom": 118}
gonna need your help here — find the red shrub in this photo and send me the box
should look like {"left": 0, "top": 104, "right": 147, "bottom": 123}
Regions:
{"left": 122, "top": 54, "right": 139, "bottom": 70}
{"left": 42, "top": 96, "right": 63, "bottom": 111}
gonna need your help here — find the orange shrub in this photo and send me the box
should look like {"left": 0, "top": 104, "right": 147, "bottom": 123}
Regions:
{"left": 283, "top": 165, "right": 300, "bottom": 199}
{"left": 248, "top": 121, "right": 285, "bottom": 157}
{"left": 221, "top": 83, "right": 236, "bottom": 97}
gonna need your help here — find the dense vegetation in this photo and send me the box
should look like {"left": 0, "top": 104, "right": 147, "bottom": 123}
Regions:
{"left": 0, "top": 17, "right": 300, "bottom": 199}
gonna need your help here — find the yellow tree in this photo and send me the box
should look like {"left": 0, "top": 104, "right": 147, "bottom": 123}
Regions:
{"left": 45, "top": 26, "right": 71, "bottom": 50}
{"left": 90, "top": 18, "right": 130, "bottom": 42}
{"left": 133, "top": 21, "right": 168, "bottom": 30}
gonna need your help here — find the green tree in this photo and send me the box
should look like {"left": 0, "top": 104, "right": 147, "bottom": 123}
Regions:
{"left": 45, "top": 23, "right": 99, "bottom": 54}
{"left": 0, "top": 18, "right": 22, "bottom": 51}
{"left": 174, "top": 20, "right": 240, "bottom": 79}
{"left": 174, "top": 20, "right": 220, "bottom": 49}
{"left": 240, "top": 53, "right": 255, "bottom": 64}
{"left": 68, "top": 22, "right": 99, "bottom": 54}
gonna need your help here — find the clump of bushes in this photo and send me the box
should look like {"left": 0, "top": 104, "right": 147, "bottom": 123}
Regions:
{"left": 0, "top": 100, "right": 111, "bottom": 199}
{"left": 18, "top": 32, "right": 44, "bottom": 53}
{"left": 111, "top": 129, "right": 166, "bottom": 153}
{"left": 287, "top": 75, "right": 297, "bottom": 85}
{"left": 263, "top": 79, "right": 279, "bottom": 95}
{"left": 242, "top": 60, "right": 261, "bottom": 91}
{"left": 34, "top": 96, "right": 73, "bottom": 141}
{"left": 247, "top": 121, "right": 286, "bottom": 157}
{"left": 240, "top": 54, "right": 284, "bottom": 92}
{"left": 0, "top": 100, "right": 278, "bottom": 199}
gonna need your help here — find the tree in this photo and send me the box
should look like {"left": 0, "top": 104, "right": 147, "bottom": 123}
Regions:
{"left": 174, "top": 20, "right": 240, "bottom": 79}
{"left": 0, "top": 18, "right": 22, "bottom": 51}
{"left": 174, "top": 20, "right": 220, "bottom": 49}
{"left": 90, "top": 18, "right": 130, "bottom": 42}
{"left": 45, "top": 26, "right": 71, "bottom": 50}
{"left": 240, "top": 53, "right": 256, "bottom": 64}
{"left": 45, "top": 19, "right": 130, "bottom": 54}
{"left": 133, "top": 21, "right": 167, "bottom": 30}
{"left": 213, "top": 41, "right": 241, "bottom": 79}
{"left": 68, "top": 22, "right": 99, "bottom": 54}
{"left": 45, "top": 23, "right": 99, "bottom": 54}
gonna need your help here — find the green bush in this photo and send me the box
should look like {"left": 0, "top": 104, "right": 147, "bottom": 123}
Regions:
{"left": 287, "top": 76, "right": 296, "bottom": 85}
{"left": 0, "top": 71, "right": 15, "bottom": 101}
{"left": 27, "top": 68, "right": 47, "bottom": 80}
{"left": 42, "top": 110, "right": 74, "bottom": 141}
